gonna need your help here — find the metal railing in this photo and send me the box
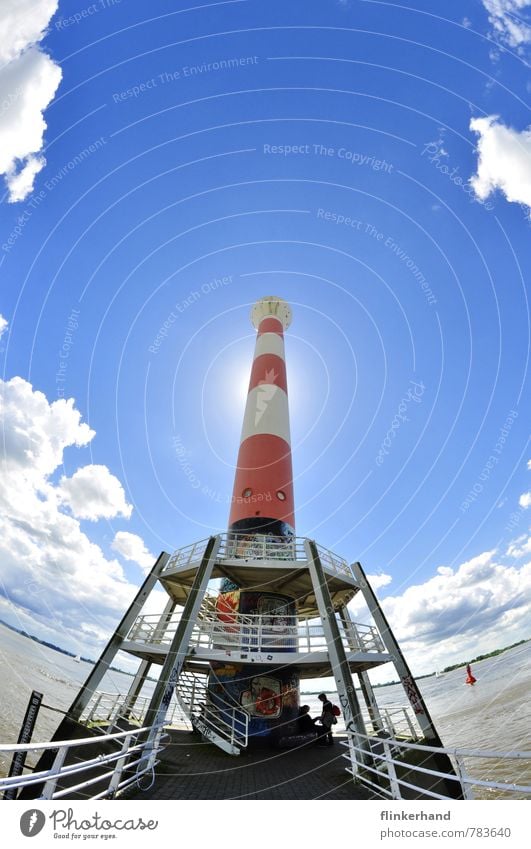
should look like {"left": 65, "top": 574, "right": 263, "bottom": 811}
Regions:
{"left": 164, "top": 537, "right": 211, "bottom": 573}
{"left": 162, "top": 533, "right": 354, "bottom": 579}
{"left": 341, "top": 731, "right": 531, "bottom": 800}
{"left": 175, "top": 670, "right": 249, "bottom": 752}
{"left": 80, "top": 691, "right": 190, "bottom": 730}
{"left": 0, "top": 724, "right": 167, "bottom": 801}
{"left": 218, "top": 533, "right": 307, "bottom": 562}
{"left": 126, "top": 610, "right": 385, "bottom": 655}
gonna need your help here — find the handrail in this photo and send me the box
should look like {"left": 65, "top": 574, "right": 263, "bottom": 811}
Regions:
{"left": 0, "top": 722, "right": 168, "bottom": 800}
{"left": 340, "top": 729, "right": 531, "bottom": 800}
{"left": 127, "top": 609, "right": 384, "bottom": 654}
{"left": 162, "top": 533, "right": 353, "bottom": 578}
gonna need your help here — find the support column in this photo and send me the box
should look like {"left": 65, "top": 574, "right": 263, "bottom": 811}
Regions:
{"left": 121, "top": 659, "right": 153, "bottom": 722}
{"left": 338, "top": 604, "right": 384, "bottom": 734}
{"left": 143, "top": 536, "right": 220, "bottom": 750}
{"left": 350, "top": 560, "right": 442, "bottom": 745}
{"left": 305, "top": 541, "right": 369, "bottom": 770}
{"left": 68, "top": 551, "right": 170, "bottom": 721}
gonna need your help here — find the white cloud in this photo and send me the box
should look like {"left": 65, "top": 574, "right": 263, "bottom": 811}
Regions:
{"left": 481, "top": 1, "right": 531, "bottom": 47}
{"left": 0, "top": 1, "right": 61, "bottom": 202}
{"left": 0, "top": 0, "right": 59, "bottom": 65}
{"left": 0, "top": 314, "right": 7, "bottom": 339}
{"left": 0, "top": 376, "right": 143, "bottom": 657}
{"left": 506, "top": 533, "right": 531, "bottom": 557}
{"left": 112, "top": 531, "right": 155, "bottom": 572}
{"left": 527, "top": 459, "right": 531, "bottom": 470}
{"left": 6, "top": 153, "right": 45, "bottom": 202}
{"left": 519, "top": 491, "right": 531, "bottom": 508}
{"left": 58, "top": 464, "right": 133, "bottom": 521}
{"left": 469, "top": 115, "right": 531, "bottom": 216}
{"left": 353, "top": 549, "right": 531, "bottom": 679}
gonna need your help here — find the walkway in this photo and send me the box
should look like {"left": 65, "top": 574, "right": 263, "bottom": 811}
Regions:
{"left": 124, "top": 730, "right": 370, "bottom": 800}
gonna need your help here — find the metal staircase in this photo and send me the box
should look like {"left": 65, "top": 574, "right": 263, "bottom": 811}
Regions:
{"left": 175, "top": 670, "right": 249, "bottom": 756}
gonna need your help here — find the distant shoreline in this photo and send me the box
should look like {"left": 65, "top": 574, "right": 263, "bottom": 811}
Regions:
{"left": 301, "top": 638, "right": 529, "bottom": 693}
{"left": 0, "top": 619, "right": 135, "bottom": 678}
{"left": 2, "top": 618, "right": 527, "bottom": 692}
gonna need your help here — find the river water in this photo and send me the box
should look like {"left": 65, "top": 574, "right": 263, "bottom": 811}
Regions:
{"left": 0, "top": 623, "right": 529, "bottom": 796}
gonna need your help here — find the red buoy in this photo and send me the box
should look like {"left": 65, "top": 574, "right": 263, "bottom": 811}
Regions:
{"left": 465, "top": 663, "right": 477, "bottom": 685}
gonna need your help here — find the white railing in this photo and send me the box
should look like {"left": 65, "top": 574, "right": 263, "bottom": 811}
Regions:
{"left": 162, "top": 533, "right": 354, "bottom": 579}
{"left": 176, "top": 670, "right": 248, "bottom": 751}
{"left": 163, "top": 537, "right": 211, "bottom": 573}
{"left": 218, "top": 533, "right": 307, "bottom": 562}
{"left": 378, "top": 705, "right": 422, "bottom": 740}
{"left": 127, "top": 610, "right": 385, "bottom": 656}
{"left": 0, "top": 724, "right": 167, "bottom": 801}
{"left": 341, "top": 731, "right": 531, "bottom": 801}
{"left": 80, "top": 691, "right": 190, "bottom": 730}
{"left": 314, "top": 542, "right": 353, "bottom": 578}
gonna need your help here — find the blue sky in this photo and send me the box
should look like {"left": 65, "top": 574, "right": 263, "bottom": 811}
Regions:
{"left": 0, "top": 0, "right": 530, "bottom": 678}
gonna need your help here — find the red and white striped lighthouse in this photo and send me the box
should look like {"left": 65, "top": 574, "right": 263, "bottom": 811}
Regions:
{"left": 228, "top": 296, "right": 295, "bottom": 537}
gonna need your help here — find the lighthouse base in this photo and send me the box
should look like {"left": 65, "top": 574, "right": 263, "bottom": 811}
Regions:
{"left": 208, "top": 663, "right": 300, "bottom": 744}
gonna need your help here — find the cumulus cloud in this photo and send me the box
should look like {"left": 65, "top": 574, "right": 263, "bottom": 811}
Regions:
{"left": 481, "top": 1, "right": 531, "bottom": 47}
{"left": 58, "top": 464, "right": 133, "bottom": 521}
{"left": 0, "top": 1, "right": 62, "bottom": 202}
{"left": 519, "top": 491, "right": 531, "bottom": 508}
{"left": 348, "top": 549, "right": 530, "bottom": 683}
{"left": 0, "top": 314, "right": 8, "bottom": 339}
{"left": 367, "top": 549, "right": 531, "bottom": 676}
{"left": 506, "top": 533, "right": 531, "bottom": 557}
{"left": 469, "top": 115, "right": 531, "bottom": 216}
{"left": 112, "top": 531, "right": 156, "bottom": 572}
{"left": 0, "top": 376, "right": 141, "bottom": 656}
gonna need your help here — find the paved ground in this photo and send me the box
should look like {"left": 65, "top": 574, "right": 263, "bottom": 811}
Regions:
{"left": 124, "top": 730, "right": 371, "bottom": 800}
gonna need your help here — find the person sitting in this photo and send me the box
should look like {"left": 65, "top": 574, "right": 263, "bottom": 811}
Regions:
{"left": 297, "top": 704, "right": 317, "bottom": 735}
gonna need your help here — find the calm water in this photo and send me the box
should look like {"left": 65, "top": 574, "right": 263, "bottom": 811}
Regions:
{"left": 0, "top": 624, "right": 529, "bottom": 795}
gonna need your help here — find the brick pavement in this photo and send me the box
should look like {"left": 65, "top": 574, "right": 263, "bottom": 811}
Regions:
{"left": 124, "top": 730, "right": 371, "bottom": 800}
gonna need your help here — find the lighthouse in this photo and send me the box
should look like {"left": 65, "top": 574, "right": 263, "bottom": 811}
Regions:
{"left": 47, "top": 293, "right": 464, "bottom": 800}
{"left": 228, "top": 296, "right": 295, "bottom": 538}
{"left": 210, "top": 296, "right": 299, "bottom": 742}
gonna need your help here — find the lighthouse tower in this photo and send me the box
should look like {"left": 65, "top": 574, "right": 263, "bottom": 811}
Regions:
{"left": 211, "top": 297, "right": 299, "bottom": 741}
{"left": 228, "top": 296, "right": 294, "bottom": 538}
{"left": 56, "top": 295, "right": 462, "bottom": 799}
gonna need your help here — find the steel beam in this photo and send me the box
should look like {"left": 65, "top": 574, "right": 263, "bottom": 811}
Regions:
{"left": 142, "top": 536, "right": 220, "bottom": 752}
{"left": 68, "top": 551, "right": 170, "bottom": 721}
{"left": 338, "top": 604, "right": 384, "bottom": 734}
{"left": 305, "top": 540, "right": 369, "bottom": 770}
{"left": 350, "top": 560, "right": 443, "bottom": 745}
